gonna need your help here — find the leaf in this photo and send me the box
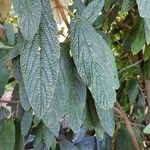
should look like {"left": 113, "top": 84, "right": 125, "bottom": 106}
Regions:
{"left": 36, "top": 140, "right": 48, "bottom": 150}
{"left": 121, "top": 0, "right": 136, "bottom": 13}
{"left": 13, "top": 0, "right": 42, "bottom": 40}
{"left": 43, "top": 44, "right": 86, "bottom": 133}
{"left": 143, "top": 123, "right": 150, "bottom": 134}
{"left": 0, "top": 107, "right": 9, "bottom": 121}
{"left": 136, "top": 0, "right": 150, "bottom": 18}
{"left": 20, "top": 0, "right": 60, "bottom": 117}
{"left": 128, "top": 80, "right": 139, "bottom": 105}
{"left": 82, "top": 0, "right": 104, "bottom": 24}
{"left": 115, "top": 126, "right": 134, "bottom": 150}
{"left": 34, "top": 123, "right": 43, "bottom": 149}
{"left": 4, "top": 22, "right": 15, "bottom": 45}
{"left": 0, "top": 49, "right": 10, "bottom": 96}
{"left": 43, "top": 126, "right": 55, "bottom": 149}
{"left": 71, "top": 16, "right": 119, "bottom": 110}
{"left": 0, "top": 119, "right": 15, "bottom": 150}
{"left": 144, "top": 45, "right": 150, "bottom": 61}
{"left": 14, "top": 119, "right": 24, "bottom": 150}
{"left": 144, "top": 18, "right": 150, "bottom": 44}
{"left": 59, "top": 140, "right": 78, "bottom": 150}
{"left": 131, "top": 18, "right": 146, "bottom": 54}
{"left": 83, "top": 90, "right": 104, "bottom": 139}
{"left": 73, "top": 0, "right": 85, "bottom": 15}
{"left": 12, "top": 56, "right": 31, "bottom": 111}
{"left": 0, "top": 0, "right": 12, "bottom": 19}
{"left": 96, "top": 108, "right": 115, "bottom": 136}
{"left": 21, "top": 110, "right": 33, "bottom": 136}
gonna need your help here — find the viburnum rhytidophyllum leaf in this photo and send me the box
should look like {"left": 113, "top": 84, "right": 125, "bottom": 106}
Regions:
{"left": 12, "top": 56, "right": 31, "bottom": 111}
{"left": 13, "top": 0, "right": 42, "bottom": 40}
{"left": 82, "top": 0, "right": 104, "bottom": 24}
{"left": 71, "top": 16, "right": 119, "bottom": 110}
{"left": 136, "top": 0, "right": 150, "bottom": 18}
{"left": 0, "top": 119, "right": 15, "bottom": 150}
{"left": 43, "top": 44, "right": 86, "bottom": 133}
{"left": 0, "top": 0, "right": 12, "bottom": 19}
{"left": 20, "top": 0, "right": 60, "bottom": 118}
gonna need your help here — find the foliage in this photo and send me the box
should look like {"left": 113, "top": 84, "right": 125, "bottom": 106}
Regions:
{"left": 0, "top": 0, "right": 150, "bottom": 149}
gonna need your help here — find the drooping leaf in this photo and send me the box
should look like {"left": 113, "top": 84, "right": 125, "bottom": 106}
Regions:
{"left": 136, "top": 0, "right": 150, "bottom": 18}
{"left": 43, "top": 126, "right": 55, "bottom": 149}
{"left": 33, "top": 123, "right": 43, "bottom": 149}
{"left": 143, "top": 123, "right": 150, "bottom": 134}
{"left": 144, "top": 18, "right": 150, "bottom": 44}
{"left": 43, "top": 44, "right": 86, "bottom": 133}
{"left": 0, "top": 107, "right": 9, "bottom": 121}
{"left": 59, "top": 140, "right": 78, "bottom": 150}
{"left": 0, "top": 49, "right": 10, "bottom": 96}
{"left": 36, "top": 140, "right": 48, "bottom": 150}
{"left": 71, "top": 16, "right": 119, "bottom": 110}
{"left": 128, "top": 80, "right": 139, "bottom": 105}
{"left": 121, "top": 0, "right": 136, "bottom": 13}
{"left": 131, "top": 18, "right": 146, "bottom": 54}
{"left": 83, "top": 90, "right": 104, "bottom": 139}
{"left": 96, "top": 108, "right": 115, "bottom": 136}
{"left": 14, "top": 119, "right": 24, "bottom": 150}
{"left": 0, "top": 0, "right": 12, "bottom": 19}
{"left": 82, "top": 0, "right": 104, "bottom": 24}
{"left": 115, "top": 126, "right": 134, "bottom": 150}
{"left": 13, "top": 0, "right": 42, "bottom": 40}
{"left": 144, "top": 45, "right": 150, "bottom": 61}
{"left": 0, "top": 119, "right": 15, "bottom": 150}
{"left": 73, "top": 0, "right": 85, "bottom": 15}
{"left": 4, "top": 22, "right": 15, "bottom": 45}
{"left": 12, "top": 56, "right": 31, "bottom": 111}
{"left": 21, "top": 110, "right": 33, "bottom": 136}
{"left": 20, "top": 0, "right": 60, "bottom": 117}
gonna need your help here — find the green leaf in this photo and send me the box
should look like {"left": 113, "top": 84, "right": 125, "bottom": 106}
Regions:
{"left": 21, "top": 110, "right": 33, "bottom": 136}
{"left": 121, "top": 0, "right": 136, "bottom": 13}
{"left": 0, "top": 107, "right": 9, "bottom": 121}
{"left": 144, "top": 18, "right": 150, "bottom": 44}
{"left": 71, "top": 16, "right": 119, "bottom": 110}
{"left": 143, "top": 123, "right": 150, "bottom": 134}
{"left": 136, "top": 0, "right": 150, "bottom": 18}
{"left": 128, "top": 80, "right": 139, "bottom": 105}
{"left": 115, "top": 126, "right": 134, "bottom": 150}
{"left": 12, "top": 56, "right": 31, "bottom": 111}
{"left": 34, "top": 123, "right": 43, "bottom": 149}
{"left": 43, "top": 44, "right": 86, "bottom": 133}
{"left": 14, "top": 119, "right": 24, "bottom": 150}
{"left": 13, "top": 0, "right": 42, "bottom": 40}
{"left": 0, "top": 49, "right": 10, "bottom": 95}
{"left": 4, "top": 22, "right": 15, "bottom": 45}
{"left": 0, "top": 119, "right": 15, "bottom": 150}
{"left": 59, "top": 140, "right": 78, "bottom": 150}
{"left": 83, "top": 90, "right": 104, "bottom": 139}
{"left": 43, "top": 126, "right": 55, "bottom": 149}
{"left": 144, "top": 45, "right": 150, "bottom": 61}
{"left": 82, "top": 0, "right": 104, "bottom": 24}
{"left": 96, "top": 108, "right": 115, "bottom": 136}
{"left": 131, "top": 19, "right": 146, "bottom": 54}
{"left": 20, "top": 0, "right": 60, "bottom": 117}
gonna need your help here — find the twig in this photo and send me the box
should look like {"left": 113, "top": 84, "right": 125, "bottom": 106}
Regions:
{"left": 0, "top": 100, "right": 20, "bottom": 104}
{"left": 115, "top": 101, "right": 140, "bottom": 150}
{"left": 119, "top": 60, "right": 143, "bottom": 74}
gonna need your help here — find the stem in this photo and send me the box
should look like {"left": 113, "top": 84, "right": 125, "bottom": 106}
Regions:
{"left": 119, "top": 60, "right": 143, "bottom": 74}
{"left": 0, "top": 100, "right": 20, "bottom": 104}
{"left": 115, "top": 101, "right": 140, "bottom": 150}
